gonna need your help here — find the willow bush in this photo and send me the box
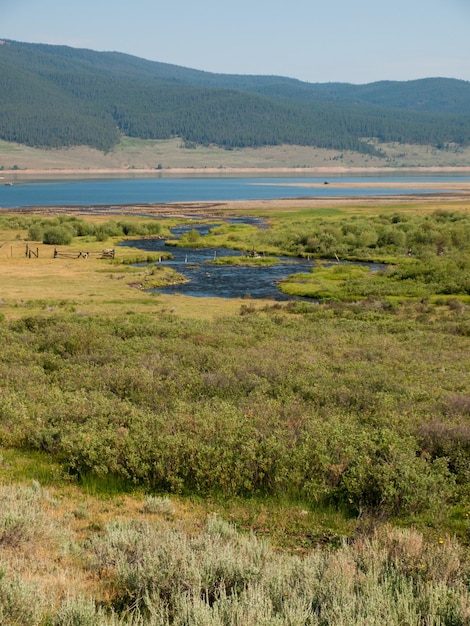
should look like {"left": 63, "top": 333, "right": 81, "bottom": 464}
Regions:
{"left": 1, "top": 301, "right": 469, "bottom": 520}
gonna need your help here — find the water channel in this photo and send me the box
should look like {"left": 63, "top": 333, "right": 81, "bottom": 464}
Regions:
{"left": 123, "top": 223, "right": 382, "bottom": 301}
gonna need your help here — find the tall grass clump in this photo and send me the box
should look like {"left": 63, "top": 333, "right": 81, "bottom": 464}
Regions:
{"left": 44, "top": 595, "right": 106, "bottom": 626}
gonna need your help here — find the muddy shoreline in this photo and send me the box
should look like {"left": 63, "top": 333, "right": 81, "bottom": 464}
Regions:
{"left": 5, "top": 190, "right": 470, "bottom": 219}
{"left": 2, "top": 165, "right": 470, "bottom": 181}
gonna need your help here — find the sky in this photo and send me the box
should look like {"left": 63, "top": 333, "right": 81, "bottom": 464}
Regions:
{"left": 1, "top": 0, "right": 470, "bottom": 85}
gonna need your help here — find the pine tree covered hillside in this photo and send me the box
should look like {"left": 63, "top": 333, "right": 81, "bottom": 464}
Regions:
{"left": 1, "top": 39, "right": 470, "bottom": 153}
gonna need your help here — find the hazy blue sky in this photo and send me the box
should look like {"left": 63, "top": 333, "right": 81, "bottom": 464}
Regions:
{"left": 2, "top": 0, "right": 469, "bottom": 84}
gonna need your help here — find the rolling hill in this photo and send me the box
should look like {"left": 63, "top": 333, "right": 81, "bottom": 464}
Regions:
{"left": 1, "top": 39, "right": 469, "bottom": 156}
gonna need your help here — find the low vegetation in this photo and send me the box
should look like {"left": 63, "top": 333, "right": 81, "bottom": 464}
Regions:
{"left": 24, "top": 215, "right": 165, "bottom": 245}
{"left": 209, "top": 255, "right": 282, "bottom": 266}
{"left": 1, "top": 199, "right": 470, "bottom": 623}
{"left": 1, "top": 301, "right": 469, "bottom": 512}
{"left": 1, "top": 482, "right": 469, "bottom": 624}
{"left": 4, "top": 136, "right": 470, "bottom": 171}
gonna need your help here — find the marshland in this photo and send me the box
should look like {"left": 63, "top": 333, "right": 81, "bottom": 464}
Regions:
{"left": 0, "top": 188, "right": 470, "bottom": 624}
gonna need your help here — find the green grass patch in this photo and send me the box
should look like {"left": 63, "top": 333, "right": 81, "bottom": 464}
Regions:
{"left": 208, "top": 255, "right": 282, "bottom": 266}
{"left": 0, "top": 448, "right": 67, "bottom": 486}
{"left": 77, "top": 472, "right": 139, "bottom": 497}
{"left": 115, "top": 252, "right": 172, "bottom": 265}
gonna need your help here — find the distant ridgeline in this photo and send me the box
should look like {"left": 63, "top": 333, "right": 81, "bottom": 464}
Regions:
{"left": 1, "top": 39, "right": 470, "bottom": 154}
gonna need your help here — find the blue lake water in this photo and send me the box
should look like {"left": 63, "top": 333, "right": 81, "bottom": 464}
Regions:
{"left": 1, "top": 173, "right": 469, "bottom": 208}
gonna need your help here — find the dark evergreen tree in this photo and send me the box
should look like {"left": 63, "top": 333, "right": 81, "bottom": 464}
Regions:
{"left": 1, "top": 39, "right": 469, "bottom": 153}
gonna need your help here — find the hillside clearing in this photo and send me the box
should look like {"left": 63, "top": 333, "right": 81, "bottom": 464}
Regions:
{"left": 3, "top": 137, "right": 470, "bottom": 177}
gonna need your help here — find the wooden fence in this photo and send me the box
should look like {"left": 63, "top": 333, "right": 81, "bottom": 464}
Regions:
{"left": 25, "top": 244, "right": 39, "bottom": 258}
{"left": 53, "top": 248, "right": 115, "bottom": 259}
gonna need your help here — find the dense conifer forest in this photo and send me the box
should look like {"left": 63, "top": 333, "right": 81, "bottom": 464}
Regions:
{"left": 1, "top": 39, "right": 470, "bottom": 153}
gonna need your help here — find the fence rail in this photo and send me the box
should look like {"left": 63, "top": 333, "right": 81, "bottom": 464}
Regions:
{"left": 53, "top": 248, "right": 115, "bottom": 259}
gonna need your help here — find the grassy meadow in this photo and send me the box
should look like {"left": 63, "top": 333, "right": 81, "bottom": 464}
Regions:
{"left": 0, "top": 197, "right": 470, "bottom": 624}
{"left": 2, "top": 136, "right": 470, "bottom": 173}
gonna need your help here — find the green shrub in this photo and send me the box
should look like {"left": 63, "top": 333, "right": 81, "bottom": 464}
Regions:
{"left": 73, "top": 221, "right": 95, "bottom": 237}
{"left": 45, "top": 595, "right": 101, "bottom": 626}
{"left": 142, "top": 496, "right": 175, "bottom": 516}
{"left": 336, "top": 429, "right": 455, "bottom": 517}
{"left": 0, "top": 567, "right": 41, "bottom": 626}
{"left": 43, "top": 226, "right": 73, "bottom": 246}
{"left": 418, "top": 418, "right": 470, "bottom": 485}
{"left": 28, "top": 224, "right": 44, "bottom": 241}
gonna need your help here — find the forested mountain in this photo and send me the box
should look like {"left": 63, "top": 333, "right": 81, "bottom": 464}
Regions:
{"left": 1, "top": 39, "right": 469, "bottom": 154}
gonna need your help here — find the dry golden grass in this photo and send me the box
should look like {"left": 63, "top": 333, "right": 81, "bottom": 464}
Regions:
{"left": 0, "top": 249, "right": 141, "bottom": 316}
{"left": 0, "top": 238, "right": 264, "bottom": 320}
{"left": 0, "top": 138, "right": 388, "bottom": 172}
{"left": 2, "top": 136, "right": 470, "bottom": 176}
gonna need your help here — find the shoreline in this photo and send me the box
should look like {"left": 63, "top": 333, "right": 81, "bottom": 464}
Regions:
{"left": 2, "top": 165, "right": 470, "bottom": 180}
{"left": 6, "top": 192, "right": 470, "bottom": 219}
{"left": 2, "top": 166, "right": 470, "bottom": 217}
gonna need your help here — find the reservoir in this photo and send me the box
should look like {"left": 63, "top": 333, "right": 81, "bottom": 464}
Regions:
{"left": 1, "top": 173, "right": 469, "bottom": 208}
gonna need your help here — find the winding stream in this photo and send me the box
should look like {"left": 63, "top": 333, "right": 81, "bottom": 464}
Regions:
{"left": 122, "top": 223, "right": 382, "bottom": 300}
